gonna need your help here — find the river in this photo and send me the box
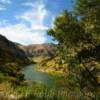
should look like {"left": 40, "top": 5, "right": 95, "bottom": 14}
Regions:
{"left": 22, "top": 64, "right": 60, "bottom": 87}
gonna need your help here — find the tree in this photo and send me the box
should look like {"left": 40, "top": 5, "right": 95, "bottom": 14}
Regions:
{"left": 75, "top": 0, "right": 100, "bottom": 40}
{"left": 48, "top": 10, "right": 90, "bottom": 48}
{"left": 47, "top": 0, "right": 100, "bottom": 98}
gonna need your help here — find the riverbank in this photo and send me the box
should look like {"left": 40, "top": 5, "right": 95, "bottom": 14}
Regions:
{"left": 36, "top": 56, "right": 68, "bottom": 76}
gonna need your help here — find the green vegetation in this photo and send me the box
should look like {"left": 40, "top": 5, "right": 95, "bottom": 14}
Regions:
{"left": 0, "top": 0, "right": 100, "bottom": 99}
{"left": 0, "top": 82, "right": 94, "bottom": 100}
{"left": 47, "top": 0, "right": 100, "bottom": 98}
{"left": 0, "top": 35, "right": 32, "bottom": 85}
{"left": 38, "top": 56, "right": 68, "bottom": 75}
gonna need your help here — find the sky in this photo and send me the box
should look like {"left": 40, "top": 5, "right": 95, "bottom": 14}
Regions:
{"left": 0, "top": 0, "right": 75, "bottom": 45}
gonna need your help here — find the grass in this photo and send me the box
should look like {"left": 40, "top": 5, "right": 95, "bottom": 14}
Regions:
{"left": 1, "top": 81, "right": 98, "bottom": 100}
{"left": 0, "top": 82, "right": 69, "bottom": 100}
{"left": 0, "top": 77, "right": 100, "bottom": 100}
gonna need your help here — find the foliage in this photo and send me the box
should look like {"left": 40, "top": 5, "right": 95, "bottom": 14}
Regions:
{"left": 47, "top": 0, "right": 100, "bottom": 97}
{"left": 75, "top": 0, "right": 100, "bottom": 39}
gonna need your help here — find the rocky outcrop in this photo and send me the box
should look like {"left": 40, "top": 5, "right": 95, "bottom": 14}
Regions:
{"left": 18, "top": 43, "right": 57, "bottom": 62}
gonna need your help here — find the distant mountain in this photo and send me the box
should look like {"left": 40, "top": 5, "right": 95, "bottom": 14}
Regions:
{"left": 0, "top": 34, "right": 57, "bottom": 64}
{"left": 18, "top": 43, "right": 57, "bottom": 62}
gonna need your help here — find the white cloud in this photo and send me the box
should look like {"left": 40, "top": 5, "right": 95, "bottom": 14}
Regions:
{"left": 22, "top": 2, "right": 35, "bottom": 8}
{"left": 0, "top": 0, "right": 12, "bottom": 4}
{"left": 0, "top": 0, "right": 12, "bottom": 11}
{"left": 0, "top": 5, "right": 6, "bottom": 11}
{"left": 17, "top": 1, "right": 48, "bottom": 30}
{"left": 0, "top": 0, "right": 51, "bottom": 45}
{"left": 0, "top": 23, "right": 46, "bottom": 45}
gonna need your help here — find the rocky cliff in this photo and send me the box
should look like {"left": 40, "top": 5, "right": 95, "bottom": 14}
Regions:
{"left": 18, "top": 43, "right": 57, "bottom": 62}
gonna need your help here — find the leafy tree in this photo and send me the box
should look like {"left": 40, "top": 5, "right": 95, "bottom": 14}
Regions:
{"left": 48, "top": 10, "right": 90, "bottom": 48}
{"left": 75, "top": 0, "right": 100, "bottom": 40}
{"left": 47, "top": 0, "right": 100, "bottom": 98}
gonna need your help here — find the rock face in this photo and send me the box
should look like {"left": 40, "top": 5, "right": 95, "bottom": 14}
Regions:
{"left": 19, "top": 43, "right": 57, "bottom": 60}
{"left": 0, "top": 34, "right": 30, "bottom": 71}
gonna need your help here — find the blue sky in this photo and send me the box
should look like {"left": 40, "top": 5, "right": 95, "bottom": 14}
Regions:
{"left": 0, "top": 0, "right": 75, "bottom": 45}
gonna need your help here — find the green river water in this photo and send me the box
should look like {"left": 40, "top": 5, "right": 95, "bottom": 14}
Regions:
{"left": 22, "top": 64, "right": 61, "bottom": 87}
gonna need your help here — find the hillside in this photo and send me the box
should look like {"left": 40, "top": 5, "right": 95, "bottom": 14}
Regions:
{"left": 0, "top": 34, "right": 31, "bottom": 83}
{"left": 0, "top": 35, "right": 30, "bottom": 64}
{"left": 19, "top": 43, "right": 57, "bottom": 62}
